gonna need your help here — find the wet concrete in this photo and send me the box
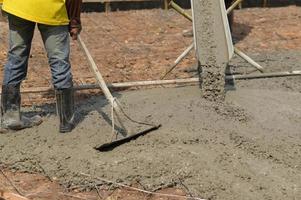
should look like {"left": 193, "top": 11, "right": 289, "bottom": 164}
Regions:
{"left": 192, "top": 0, "right": 233, "bottom": 102}
{"left": 1, "top": 51, "right": 301, "bottom": 200}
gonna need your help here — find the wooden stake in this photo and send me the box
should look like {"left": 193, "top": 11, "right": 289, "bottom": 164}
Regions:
{"left": 169, "top": 1, "right": 192, "bottom": 21}
{"left": 105, "top": 2, "right": 111, "bottom": 13}
{"left": 234, "top": 48, "right": 265, "bottom": 73}
{"left": 226, "top": 0, "right": 244, "bottom": 14}
{"left": 161, "top": 43, "right": 194, "bottom": 79}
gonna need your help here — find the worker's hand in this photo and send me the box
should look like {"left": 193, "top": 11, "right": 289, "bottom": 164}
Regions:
{"left": 69, "top": 19, "right": 82, "bottom": 40}
{"left": 69, "top": 26, "right": 81, "bottom": 40}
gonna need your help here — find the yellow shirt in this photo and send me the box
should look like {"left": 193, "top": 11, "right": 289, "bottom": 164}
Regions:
{"left": 2, "top": 0, "right": 69, "bottom": 25}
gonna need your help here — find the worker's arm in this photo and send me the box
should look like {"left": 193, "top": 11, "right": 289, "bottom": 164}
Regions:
{"left": 65, "top": 0, "right": 82, "bottom": 40}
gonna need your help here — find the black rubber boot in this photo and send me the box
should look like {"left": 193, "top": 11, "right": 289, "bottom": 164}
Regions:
{"left": 1, "top": 84, "right": 42, "bottom": 131}
{"left": 55, "top": 88, "right": 75, "bottom": 133}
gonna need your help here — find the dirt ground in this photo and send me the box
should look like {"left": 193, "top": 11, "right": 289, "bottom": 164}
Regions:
{"left": 2, "top": 6, "right": 301, "bottom": 104}
{"left": 0, "top": 169, "right": 188, "bottom": 200}
{"left": 0, "top": 5, "right": 301, "bottom": 200}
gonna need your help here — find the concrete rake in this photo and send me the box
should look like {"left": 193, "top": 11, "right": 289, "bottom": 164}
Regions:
{"left": 78, "top": 35, "right": 161, "bottom": 151}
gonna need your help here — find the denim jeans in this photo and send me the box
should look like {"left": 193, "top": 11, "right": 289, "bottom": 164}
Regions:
{"left": 3, "top": 14, "right": 73, "bottom": 89}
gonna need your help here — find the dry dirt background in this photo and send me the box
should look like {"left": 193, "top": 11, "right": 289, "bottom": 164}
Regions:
{"left": 0, "top": 6, "right": 301, "bottom": 200}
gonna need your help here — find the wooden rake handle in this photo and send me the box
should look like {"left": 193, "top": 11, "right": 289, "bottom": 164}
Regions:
{"left": 77, "top": 35, "right": 127, "bottom": 132}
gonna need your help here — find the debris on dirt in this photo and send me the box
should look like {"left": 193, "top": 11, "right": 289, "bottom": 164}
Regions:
{"left": 0, "top": 169, "right": 190, "bottom": 200}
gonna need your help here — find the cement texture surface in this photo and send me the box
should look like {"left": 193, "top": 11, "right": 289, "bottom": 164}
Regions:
{"left": 0, "top": 51, "right": 301, "bottom": 200}
{"left": 192, "top": 0, "right": 233, "bottom": 101}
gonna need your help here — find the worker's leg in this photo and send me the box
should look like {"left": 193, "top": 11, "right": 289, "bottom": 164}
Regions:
{"left": 3, "top": 14, "right": 34, "bottom": 86}
{"left": 38, "top": 24, "right": 74, "bottom": 133}
{"left": 1, "top": 14, "right": 42, "bottom": 131}
{"left": 38, "top": 24, "right": 72, "bottom": 89}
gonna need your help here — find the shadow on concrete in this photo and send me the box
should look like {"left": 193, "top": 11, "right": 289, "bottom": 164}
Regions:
{"left": 232, "top": 22, "right": 253, "bottom": 44}
{"left": 28, "top": 91, "right": 125, "bottom": 134}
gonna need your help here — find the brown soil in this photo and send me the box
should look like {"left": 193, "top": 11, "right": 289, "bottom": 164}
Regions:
{"left": 0, "top": 169, "right": 188, "bottom": 200}
{"left": 1, "top": 6, "right": 301, "bottom": 104}
{"left": 0, "top": 6, "right": 301, "bottom": 200}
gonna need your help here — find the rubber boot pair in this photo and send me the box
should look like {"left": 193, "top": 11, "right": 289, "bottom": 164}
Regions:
{"left": 1, "top": 84, "right": 43, "bottom": 131}
{"left": 55, "top": 88, "right": 75, "bottom": 133}
{"left": 1, "top": 85, "right": 75, "bottom": 133}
